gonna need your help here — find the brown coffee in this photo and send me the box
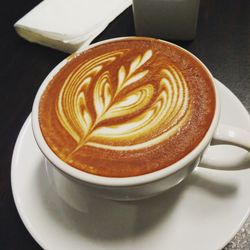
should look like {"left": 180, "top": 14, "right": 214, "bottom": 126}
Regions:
{"left": 39, "top": 37, "right": 215, "bottom": 177}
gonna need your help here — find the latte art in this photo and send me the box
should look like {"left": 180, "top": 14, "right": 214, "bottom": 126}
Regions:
{"left": 39, "top": 38, "right": 215, "bottom": 177}
{"left": 56, "top": 49, "right": 190, "bottom": 154}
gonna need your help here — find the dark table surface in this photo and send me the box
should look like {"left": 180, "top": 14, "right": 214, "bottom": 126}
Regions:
{"left": 1, "top": 0, "right": 250, "bottom": 249}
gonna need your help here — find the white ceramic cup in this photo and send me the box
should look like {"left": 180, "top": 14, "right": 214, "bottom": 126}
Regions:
{"left": 32, "top": 37, "right": 250, "bottom": 205}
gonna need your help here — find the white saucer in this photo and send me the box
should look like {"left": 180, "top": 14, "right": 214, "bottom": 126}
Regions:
{"left": 11, "top": 79, "right": 250, "bottom": 250}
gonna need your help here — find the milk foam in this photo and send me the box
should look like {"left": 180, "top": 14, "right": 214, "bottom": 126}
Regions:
{"left": 56, "top": 49, "right": 190, "bottom": 153}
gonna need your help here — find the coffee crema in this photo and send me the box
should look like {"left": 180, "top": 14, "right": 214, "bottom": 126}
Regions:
{"left": 39, "top": 38, "right": 215, "bottom": 177}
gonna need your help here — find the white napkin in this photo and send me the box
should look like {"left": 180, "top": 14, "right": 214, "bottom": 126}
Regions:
{"left": 14, "top": 0, "right": 132, "bottom": 53}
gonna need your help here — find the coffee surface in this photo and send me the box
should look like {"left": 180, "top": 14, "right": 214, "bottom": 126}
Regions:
{"left": 39, "top": 38, "right": 215, "bottom": 177}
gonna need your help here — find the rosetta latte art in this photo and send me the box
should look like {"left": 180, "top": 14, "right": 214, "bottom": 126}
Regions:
{"left": 56, "top": 49, "right": 190, "bottom": 155}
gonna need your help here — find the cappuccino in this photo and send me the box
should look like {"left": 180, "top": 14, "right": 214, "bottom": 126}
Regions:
{"left": 39, "top": 38, "right": 215, "bottom": 177}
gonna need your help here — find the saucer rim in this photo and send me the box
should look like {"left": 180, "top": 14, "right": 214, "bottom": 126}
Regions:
{"left": 11, "top": 79, "right": 250, "bottom": 250}
{"left": 11, "top": 115, "right": 48, "bottom": 250}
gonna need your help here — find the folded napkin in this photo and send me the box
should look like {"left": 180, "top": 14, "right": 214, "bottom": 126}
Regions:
{"left": 14, "top": 0, "right": 132, "bottom": 53}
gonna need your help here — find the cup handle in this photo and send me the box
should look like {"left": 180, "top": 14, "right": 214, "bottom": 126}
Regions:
{"left": 199, "top": 124, "right": 250, "bottom": 170}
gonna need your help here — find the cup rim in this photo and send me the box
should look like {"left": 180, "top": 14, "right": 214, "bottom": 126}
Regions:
{"left": 32, "top": 36, "right": 220, "bottom": 187}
